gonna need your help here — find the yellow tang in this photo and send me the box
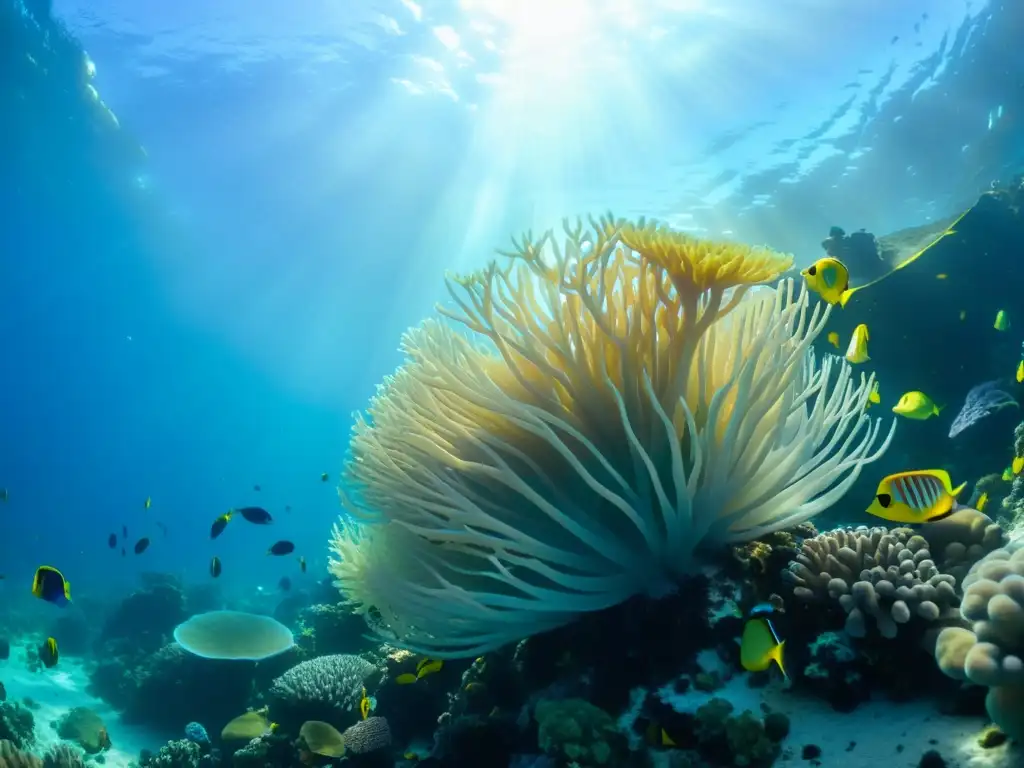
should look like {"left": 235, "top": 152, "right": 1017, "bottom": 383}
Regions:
{"left": 1017, "top": 360, "right": 1024, "bottom": 384}
{"left": 995, "top": 310, "right": 1010, "bottom": 331}
{"left": 299, "top": 721, "right": 345, "bottom": 758}
{"left": 394, "top": 673, "right": 418, "bottom": 685}
{"left": 800, "top": 257, "right": 850, "bottom": 306}
{"left": 416, "top": 658, "right": 443, "bottom": 679}
{"left": 1004, "top": 467, "right": 1015, "bottom": 482}
{"left": 866, "top": 469, "right": 966, "bottom": 524}
{"left": 1014, "top": 456, "right": 1024, "bottom": 475}
{"left": 977, "top": 492, "right": 990, "bottom": 513}
{"left": 740, "top": 604, "right": 786, "bottom": 677}
{"left": 845, "top": 324, "right": 870, "bottom": 364}
{"left": 360, "top": 687, "right": 371, "bottom": 720}
{"left": 892, "top": 391, "right": 943, "bottom": 420}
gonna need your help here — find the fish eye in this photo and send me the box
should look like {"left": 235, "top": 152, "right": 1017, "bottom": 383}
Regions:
{"left": 807, "top": 265, "right": 817, "bottom": 275}
{"left": 876, "top": 493, "right": 892, "bottom": 508}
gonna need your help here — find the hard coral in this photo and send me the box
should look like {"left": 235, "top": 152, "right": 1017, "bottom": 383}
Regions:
{"left": 340, "top": 716, "right": 391, "bottom": 755}
{"left": 0, "top": 740, "right": 39, "bottom": 768}
{"left": 331, "top": 215, "right": 893, "bottom": 657}
{"left": 0, "top": 704, "right": 34, "bottom": 749}
{"left": 935, "top": 540, "right": 1024, "bottom": 738}
{"left": 269, "top": 654, "right": 377, "bottom": 727}
{"left": 783, "top": 526, "right": 958, "bottom": 638}
{"left": 535, "top": 698, "right": 624, "bottom": 767}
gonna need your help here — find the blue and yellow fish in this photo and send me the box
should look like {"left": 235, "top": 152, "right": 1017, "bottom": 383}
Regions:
{"left": 800, "top": 257, "right": 850, "bottom": 306}
{"left": 740, "top": 603, "right": 786, "bottom": 678}
{"left": 866, "top": 469, "right": 966, "bottom": 524}
{"left": 31, "top": 566, "right": 71, "bottom": 606}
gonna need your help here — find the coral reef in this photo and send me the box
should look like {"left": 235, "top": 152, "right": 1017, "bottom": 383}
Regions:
{"left": 55, "top": 707, "right": 109, "bottom": 753}
{"left": 332, "top": 217, "right": 892, "bottom": 657}
{"left": 783, "top": 526, "right": 959, "bottom": 638}
{"left": 268, "top": 654, "right": 378, "bottom": 727}
{"left": 0, "top": 704, "right": 34, "bottom": 750}
{"left": 341, "top": 716, "right": 392, "bottom": 755}
{"left": 935, "top": 540, "right": 1024, "bottom": 738}
{"left": 41, "top": 743, "right": 85, "bottom": 768}
{"left": 535, "top": 699, "right": 625, "bottom": 767}
{"left": 0, "top": 741, "right": 39, "bottom": 768}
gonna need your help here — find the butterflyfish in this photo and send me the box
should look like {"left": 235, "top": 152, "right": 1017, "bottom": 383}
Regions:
{"left": 826, "top": 331, "right": 840, "bottom": 349}
{"left": 892, "top": 391, "right": 943, "bottom": 420}
{"left": 32, "top": 566, "right": 71, "bottom": 606}
{"left": 995, "top": 310, "right": 1010, "bottom": 331}
{"left": 39, "top": 637, "right": 58, "bottom": 668}
{"left": 740, "top": 603, "right": 786, "bottom": 677}
{"left": 866, "top": 469, "right": 966, "bottom": 524}
{"left": 800, "top": 257, "right": 850, "bottom": 306}
{"left": 845, "top": 324, "right": 870, "bottom": 364}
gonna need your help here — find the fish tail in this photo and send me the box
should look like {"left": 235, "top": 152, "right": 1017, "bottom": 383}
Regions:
{"left": 772, "top": 641, "right": 787, "bottom": 678}
{"left": 935, "top": 404, "right": 945, "bottom": 415}
{"left": 839, "top": 289, "right": 853, "bottom": 308}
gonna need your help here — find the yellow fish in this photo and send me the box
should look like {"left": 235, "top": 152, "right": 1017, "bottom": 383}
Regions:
{"left": 845, "top": 324, "right": 870, "bottom": 364}
{"left": 995, "top": 310, "right": 1010, "bottom": 331}
{"left": 416, "top": 658, "right": 443, "bottom": 679}
{"left": 827, "top": 331, "right": 840, "bottom": 349}
{"left": 936, "top": 273, "right": 948, "bottom": 279}
{"left": 1014, "top": 456, "right": 1024, "bottom": 475}
{"left": 800, "top": 257, "right": 850, "bottom": 306}
{"left": 1017, "top": 360, "right": 1023, "bottom": 384}
{"left": 40, "top": 637, "right": 58, "bottom": 668}
{"left": 144, "top": 496, "right": 151, "bottom": 510}
{"left": 395, "top": 673, "right": 418, "bottom": 685}
{"left": 740, "top": 603, "right": 786, "bottom": 677}
{"left": 977, "top": 492, "right": 989, "bottom": 513}
{"left": 892, "top": 391, "right": 943, "bottom": 420}
{"left": 360, "top": 687, "right": 371, "bottom": 720}
{"left": 1003, "top": 467, "right": 1014, "bottom": 482}
{"left": 866, "top": 469, "right": 966, "bottom": 524}
{"left": 867, "top": 381, "right": 880, "bottom": 408}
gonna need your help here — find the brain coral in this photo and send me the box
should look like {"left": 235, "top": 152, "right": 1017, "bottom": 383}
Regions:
{"left": 331, "top": 216, "right": 894, "bottom": 657}
{"left": 783, "top": 525, "right": 959, "bottom": 638}
{"left": 935, "top": 540, "right": 1024, "bottom": 738}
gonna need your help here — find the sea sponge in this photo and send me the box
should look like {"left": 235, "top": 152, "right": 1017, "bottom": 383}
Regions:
{"left": 783, "top": 526, "right": 959, "bottom": 638}
{"left": 269, "top": 654, "right": 376, "bottom": 724}
{"left": 173, "top": 611, "right": 294, "bottom": 661}
{"left": 55, "top": 707, "right": 109, "bottom": 753}
{"left": 935, "top": 541, "right": 1024, "bottom": 738}
{"left": 331, "top": 216, "right": 894, "bottom": 657}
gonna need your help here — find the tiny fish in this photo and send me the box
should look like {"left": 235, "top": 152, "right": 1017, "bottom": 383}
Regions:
{"left": 134, "top": 537, "right": 150, "bottom": 555}
{"left": 826, "top": 331, "right": 840, "bottom": 349}
{"left": 977, "top": 492, "right": 990, "bottom": 513}
{"left": 39, "top": 637, "right": 58, "bottom": 668}
{"left": 0, "top": 488, "right": 7, "bottom": 502}
{"left": 320, "top": 472, "right": 329, "bottom": 482}
{"left": 156, "top": 521, "right": 168, "bottom": 537}
{"left": 121, "top": 524, "right": 128, "bottom": 539}
{"left": 237, "top": 507, "right": 273, "bottom": 525}
{"left": 210, "top": 556, "right": 222, "bottom": 578}
{"left": 32, "top": 566, "right": 71, "bottom": 606}
{"left": 866, "top": 469, "right": 966, "bottom": 524}
{"left": 360, "top": 687, "right": 371, "bottom": 720}
{"left": 210, "top": 511, "right": 233, "bottom": 539}
{"left": 800, "top": 257, "right": 850, "bottom": 306}
{"left": 298, "top": 555, "right": 307, "bottom": 573}
{"left": 253, "top": 484, "right": 261, "bottom": 491}
{"left": 1014, "top": 456, "right": 1024, "bottom": 475}
{"left": 121, "top": 547, "right": 126, "bottom": 557}
{"left": 936, "top": 273, "right": 948, "bottom": 279}
{"left": 108, "top": 533, "right": 117, "bottom": 549}
{"left": 995, "top": 309, "right": 1010, "bottom": 331}
{"left": 892, "top": 391, "right": 943, "bottom": 420}
{"left": 959, "top": 310, "right": 967, "bottom": 321}
{"left": 285, "top": 505, "right": 292, "bottom": 513}
{"left": 1017, "top": 360, "right": 1023, "bottom": 384}
{"left": 1003, "top": 467, "right": 1014, "bottom": 482}
{"left": 845, "top": 323, "right": 870, "bottom": 364}
{"left": 267, "top": 540, "right": 295, "bottom": 556}
{"left": 741, "top": 602, "right": 786, "bottom": 677}
{"left": 867, "top": 381, "right": 880, "bottom": 408}
{"left": 144, "top": 496, "right": 151, "bottom": 510}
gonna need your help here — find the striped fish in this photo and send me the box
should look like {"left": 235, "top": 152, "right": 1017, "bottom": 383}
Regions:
{"left": 865, "top": 469, "right": 967, "bottom": 524}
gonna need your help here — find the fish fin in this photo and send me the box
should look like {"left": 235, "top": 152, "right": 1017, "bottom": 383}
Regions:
{"left": 839, "top": 288, "right": 854, "bottom": 308}
{"left": 951, "top": 481, "right": 967, "bottom": 498}
{"left": 773, "top": 641, "right": 787, "bottom": 678}
{"left": 935, "top": 404, "right": 945, "bottom": 415}
{"left": 927, "top": 507, "right": 955, "bottom": 523}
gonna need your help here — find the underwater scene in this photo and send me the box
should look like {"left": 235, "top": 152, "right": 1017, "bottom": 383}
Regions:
{"left": 3, "top": 0, "right": 1024, "bottom": 767}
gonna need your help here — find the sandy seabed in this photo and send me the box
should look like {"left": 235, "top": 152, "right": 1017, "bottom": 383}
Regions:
{"left": 2, "top": 644, "right": 170, "bottom": 768}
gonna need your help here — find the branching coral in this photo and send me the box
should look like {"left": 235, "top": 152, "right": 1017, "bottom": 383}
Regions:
{"left": 783, "top": 526, "right": 959, "bottom": 638}
{"left": 331, "top": 215, "right": 894, "bottom": 656}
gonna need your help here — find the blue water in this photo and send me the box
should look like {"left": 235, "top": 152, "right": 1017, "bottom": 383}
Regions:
{"left": 1, "top": 0, "right": 1019, "bottom": 607}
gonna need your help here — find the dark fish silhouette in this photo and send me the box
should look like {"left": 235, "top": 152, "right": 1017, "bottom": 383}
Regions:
{"left": 238, "top": 507, "right": 272, "bottom": 525}
{"left": 134, "top": 537, "right": 150, "bottom": 555}
{"left": 108, "top": 533, "right": 117, "bottom": 549}
{"left": 267, "top": 540, "right": 295, "bottom": 556}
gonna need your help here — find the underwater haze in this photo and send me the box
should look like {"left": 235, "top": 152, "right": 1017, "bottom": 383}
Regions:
{"left": 7, "top": 0, "right": 1024, "bottom": 766}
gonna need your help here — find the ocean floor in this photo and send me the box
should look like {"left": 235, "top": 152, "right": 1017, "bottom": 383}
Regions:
{"left": 1, "top": 644, "right": 170, "bottom": 768}
{"left": 657, "top": 671, "right": 1018, "bottom": 768}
